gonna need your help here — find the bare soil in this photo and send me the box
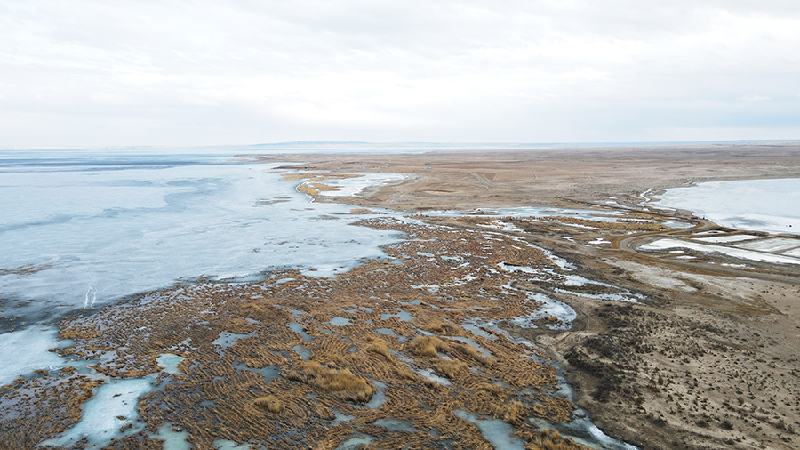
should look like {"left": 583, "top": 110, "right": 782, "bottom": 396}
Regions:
{"left": 244, "top": 142, "right": 800, "bottom": 211}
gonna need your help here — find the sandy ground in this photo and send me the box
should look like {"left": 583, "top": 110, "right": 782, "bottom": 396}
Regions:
{"left": 244, "top": 142, "right": 800, "bottom": 212}
{"left": 243, "top": 142, "right": 800, "bottom": 449}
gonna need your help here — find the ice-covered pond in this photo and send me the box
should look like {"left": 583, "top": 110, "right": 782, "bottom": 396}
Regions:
{"left": 652, "top": 178, "right": 800, "bottom": 235}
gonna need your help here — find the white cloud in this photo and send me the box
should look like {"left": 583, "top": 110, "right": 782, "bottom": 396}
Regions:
{"left": 737, "top": 95, "right": 771, "bottom": 103}
{"left": 1, "top": 0, "right": 799, "bottom": 147}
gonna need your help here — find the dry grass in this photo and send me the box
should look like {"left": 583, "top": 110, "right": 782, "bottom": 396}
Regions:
{"left": 476, "top": 382, "right": 505, "bottom": 396}
{"left": 408, "top": 336, "right": 448, "bottom": 358}
{"left": 522, "top": 429, "right": 586, "bottom": 450}
{"left": 40, "top": 215, "right": 595, "bottom": 449}
{"left": 365, "top": 338, "right": 393, "bottom": 360}
{"left": 535, "top": 216, "right": 665, "bottom": 231}
{"left": 501, "top": 399, "right": 529, "bottom": 426}
{"left": 280, "top": 172, "right": 362, "bottom": 182}
{"left": 289, "top": 361, "right": 374, "bottom": 403}
{"left": 408, "top": 335, "right": 493, "bottom": 366}
{"left": 533, "top": 396, "right": 575, "bottom": 423}
{"left": 435, "top": 359, "right": 467, "bottom": 379}
{"left": 253, "top": 395, "right": 283, "bottom": 414}
{"left": 452, "top": 342, "right": 493, "bottom": 366}
{"left": 424, "top": 321, "right": 458, "bottom": 335}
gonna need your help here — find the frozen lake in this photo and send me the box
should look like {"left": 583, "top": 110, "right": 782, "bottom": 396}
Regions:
{"left": 653, "top": 178, "right": 800, "bottom": 235}
{"left": 0, "top": 151, "right": 403, "bottom": 329}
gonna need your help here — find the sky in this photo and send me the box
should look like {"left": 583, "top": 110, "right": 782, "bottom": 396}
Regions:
{"left": 1, "top": 0, "right": 799, "bottom": 148}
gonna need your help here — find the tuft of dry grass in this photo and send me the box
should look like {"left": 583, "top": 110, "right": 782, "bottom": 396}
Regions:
{"left": 241, "top": 302, "right": 263, "bottom": 312}
{"left": 366, "top": 338, "right": 393, "bottom": 360}
{"left": 533, "top": 396, "right": 574, "bottom": 423}
{"left": 424, "top": 321, "right": 458, "bottom": 335}
{"left": 408, "top": 336, "right": 448, "bottom": 358}
{"left": 289, "top": 361, "right": 374, "bottom": 403}
{"left": 350, "top": 208, "right": 373, "bottom": 214}
{"left": 435, "top": 359, "right": 467, "bottom": 379}
{"left": 59, "top": 366, "right": 77, "bottom": 376}
{"left": 476, "top": 382, "right": 505, "bottom": 396}
{"left": 409, "top": 335, "right": 494, "bottom": 366}
{"left": 253, "top": 395, "right": 282, "bottom": 414}
{"left": 523, "top": 429, "right": 587, "bottom": 450}
{"left": 501, "top": 399, "right": 529, "bottom": 426}
{"left": 452, "top": 342, "right": 494, "bottom": 366}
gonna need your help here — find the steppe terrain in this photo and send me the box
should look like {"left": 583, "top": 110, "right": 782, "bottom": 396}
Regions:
{"left": 2, "top": 143, "right": 800, "bottom": 449}
{"left": 255, "top": 142, "right": 800, "bottom": 213}
{"left": 246, "top": 142, "right": 800, "bottom": 449}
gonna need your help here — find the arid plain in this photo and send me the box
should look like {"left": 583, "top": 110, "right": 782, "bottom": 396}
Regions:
{"left": 249, "top": 142, "right": 800, "bottom": 449}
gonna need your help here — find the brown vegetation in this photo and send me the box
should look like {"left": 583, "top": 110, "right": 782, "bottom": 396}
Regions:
{"left": 288, "top": 362, "right": 374, "bottom": 403}
{"left": 253, "top": 395, "right": 283, "bottom": 414}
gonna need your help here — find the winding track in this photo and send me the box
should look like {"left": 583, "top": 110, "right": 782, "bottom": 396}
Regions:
{"left": 614, "top": 219, "right": 800, "bottom": 285}
{"left": 470, "top": 172, "right": 506, "bottom": 190}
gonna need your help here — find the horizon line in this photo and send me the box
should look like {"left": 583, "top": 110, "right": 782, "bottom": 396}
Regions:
{"left": 3, "top": 139, "right": 799, "bottom": 152}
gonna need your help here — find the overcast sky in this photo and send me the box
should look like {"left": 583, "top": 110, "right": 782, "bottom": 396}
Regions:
{"left": 1, "top": 1, "right": 799, "bottom": 147}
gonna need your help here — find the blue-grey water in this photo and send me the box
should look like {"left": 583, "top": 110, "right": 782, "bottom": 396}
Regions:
{"left": 0, "top": 150, "right": 408, "bottom": 386}
{"left": 0, "top": 152, "right": 403, "bottom": 325}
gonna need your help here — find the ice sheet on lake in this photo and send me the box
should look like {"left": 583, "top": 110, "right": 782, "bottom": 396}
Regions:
{"left": 0, "top": 159, "right": 406, "bottom": 320}
{"left": 0, "top": 327, "right": 66, "bottom": 387}
{"left": 513, "top": 293, "right": 577, "bottom": 330}
{"left": 371, "top": 418, "right": 416, "bottom": 432}
{"left": 42, "top": 376, "right": 155, "bottom": 449}
{"left": 329, "top": 316, "right": 352, "bottom": 326}
{"left": 662, "top": 220, "right": 693, "bottom": 229}
{"left": 785, "top": 247, "right": 800, "bottom": 258}
{"left": 416, "top": 368, "right": 452, "bottom": 387}
{"left": 653, "top": 179, "right": 800, "bottom": 235}
{"left": 288, "top": 323, "right": 312, "bottom": 342}
{"left": 364, "top": 380, "right": 388, "bottom": 409}
{"left": 316, "top": 173, "right": 410, "bottom": 197}
{"left": 692, "top": 235, "right": 758, "bottom": 244}
{"left": 334, "top": 435, "right": 375, "bottom": 450}
{"left": 157, "top": 353, "right": 184, "bottom": 374}
{"left": 640, "top": 238, "right": 800, "bottom": 264}
{"left": 152, "top": 422, "right": 191, "bottom": 450}
{"left": 213, "top": 332, "right": 255, "bottom": 349}
{"left": 453, "top": 410, "right": 525, "bottom": 450}
{"left": 0, "top": 158, "right": 404, "bottom": 325}
{"left": 735, "top": 237, "right": 800, "bottom": 253}
{"left": 213, "top": 438, "right": 251, "bottom": 450}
